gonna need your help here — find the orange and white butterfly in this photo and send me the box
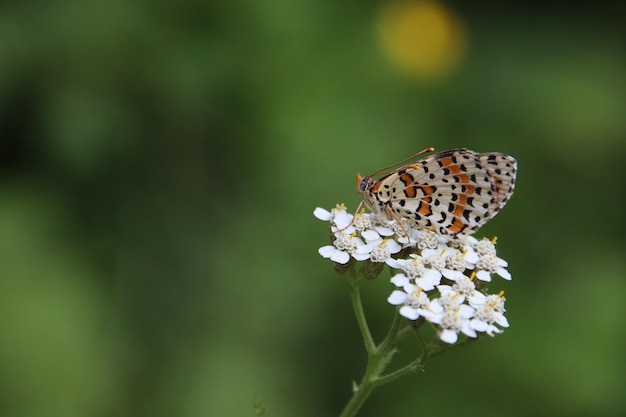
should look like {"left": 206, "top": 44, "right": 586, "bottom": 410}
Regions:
{"left": 356, "top": 148, "right": 517, "bottom": 238}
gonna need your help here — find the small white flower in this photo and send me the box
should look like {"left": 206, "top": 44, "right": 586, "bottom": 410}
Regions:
{"left": 314, "top": 204, "right": 354, "bottom": 231}
{"left": 400, "top": 254, "right": 427, "bottom": 277}
{"left": 448, "top": 237, "right": 480, "bottom": 269}
{"left": 318, "top": 245, "right": 351, "bottom": 264}
{"left": 473, "top": 237, "right": 497, "bottom": 256}
{"left": 392, "top": 219, "right": 421, "bottom": 245}
{"left": 358, "top": 239, "right": 402, "bottom": 262}
{"left": 476, "top": 254, "right": 511, "bottom": 281}
{"left": 436, "top": 286, "right": 466, "bottom": 309}
{"left": 421, "top": 248, "right": 446, "bottom": 272}
{"left": 436, "top": 305, "right": 476, "bottom": 344}
{"left": 388, "top": 284, "right": 432, "bottom": 320}
{"left": 362, "top": 213, "right": 397, "bottom": 237}
{"left": 370, "top": 213, "right": 394, "bottom": 229}
{"left": 390, "top": 255, "right": 442, "bottom": 291}
{"left": 417, "top": 287, "right": 476, "bottom": 344}
{"left": 357, "top": 237, "right": 402, "bottom": 263}
{"left": 449, "top": 276, "right": 479, "bottom": 299}
{"left": 438, "top": 248, "right": 468, "bottom": 281}
{"left": 417, "top": 230, "right": 440, "bottom": 250}
{"left": 318, "top": 231, "right": 365, "bottom": 264}
{"left": 470, "top": 293, "right": 509, "bottom": 336}
{"left": 444, "top": 248, "right": 466, "bottom": 271}
{"left": 351, "top": 210, "right": 372, "bottom": 231}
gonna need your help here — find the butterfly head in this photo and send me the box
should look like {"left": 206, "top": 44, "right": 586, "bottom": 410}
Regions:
{"left": 356, "top": 174, "right": 375, "bottom": 195}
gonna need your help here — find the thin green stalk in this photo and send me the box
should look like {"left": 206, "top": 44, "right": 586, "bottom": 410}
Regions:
{"left": 375, "top": 358, "right": 422, "bottom": 386}
{"left": 338, "top": 371, "right": 376, "bottom": 417}
{"left": 349, "top": 283, "right": 376, "bottom": 354}
{"left": 428, "top": 338, "right": 470, "bottom": 359}
{"left": 376, "top": 307, "right": 404, "bottom": 353}
{"left": 340, "top": 296, "right": 406, "bottom": 417}
{"left": 341, "top": 271, "right": 470, "bottom": 417}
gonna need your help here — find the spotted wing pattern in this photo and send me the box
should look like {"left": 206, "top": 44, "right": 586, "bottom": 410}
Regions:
{"left": 359, "top": 148, "right": 517, "bottom": 238}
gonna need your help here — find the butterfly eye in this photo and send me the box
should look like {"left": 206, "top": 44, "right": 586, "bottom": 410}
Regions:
{"left": 357, "top": 176, "right": 372, "bottom": 193}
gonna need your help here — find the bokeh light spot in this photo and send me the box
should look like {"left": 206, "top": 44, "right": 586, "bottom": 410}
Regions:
{"left": 377, "top": 0, "right": 467, "bottom": 80}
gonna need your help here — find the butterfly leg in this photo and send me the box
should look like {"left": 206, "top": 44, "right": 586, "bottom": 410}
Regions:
{"left": 383, "top": 205, "right": 413, "bottom": 244}
{"left": 336, "top": 200, "right": 366, "bottom": 232}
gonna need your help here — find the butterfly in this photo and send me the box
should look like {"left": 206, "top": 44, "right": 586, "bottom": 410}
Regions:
{"left": 356, "top": 148, "right": 517, "bottom": 238}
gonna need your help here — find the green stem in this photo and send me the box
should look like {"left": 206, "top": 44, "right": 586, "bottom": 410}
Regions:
{"left": 375, "top": 358, "right": 422, "bottom": 386}
{"left": 341, "top": 273, "right": 466, "bottom": 417}
{"left": 339, "top": 343, "right": 420, "bottom": 417}
{"left": 340, "top": 300, "right": 409, "bottom": 417}
{"left": 338, "top": 372, "right": 376, "bottom": 417}
{"left": 349, "top": 283, "right": 376, "bottom": 354}
{"left": 376, "top": 307, "right": 404, "bottom": 353}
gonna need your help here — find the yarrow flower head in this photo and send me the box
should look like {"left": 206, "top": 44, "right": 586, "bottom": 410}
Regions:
{"left": 314, "top": 150, "right": 517, "bottom": 414}
{"left": 315, "top": 204, "right": 513, "bottom": 344}
{"left": 469, "top": 291, "right": 509, "bottom": 336}
{"left": 314, "top": 204, "right": 406, "bottom": 265}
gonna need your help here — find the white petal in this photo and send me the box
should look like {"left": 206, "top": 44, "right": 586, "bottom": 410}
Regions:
{"left": 436, "top": 285, "right": 460, "bottom": 299}
{"left": 476, "top": 270, "right": 492, "bottom": 282}
{"left": 349, "top": 235, "right": 365, "bottom": 246}
{"left": 330, "top": 250, "right": 350, "bottom": 264}
{"left": 497, "top": 257, "right": 509, "bottom": 267}
{"left": 396, "top": 236, "right": 410, "bottom": 245}
{"left": 375, "top": 226, "right": 395, "bottom": 236}
{"left": 439, "top": 329, "right": 458, "bottom": 344}
{"left": 458, "top": 304, "right": 475, "bottom": 319}
{"left": 497, "top": 267, "right": 512, "bottom": 280}
{"left": 387, "top": 290, "right": 408, "bottom": 305}
{"left": 428, "top": 299, "right": 444, "bottom": 314}
{"left": 318, "top": 246, "right": 336, "bottom": 258}
{"left": 390, "top": 274, "right": 410, "bottom": 287}
{"left": 487, "top": 325, "right": 503, "bottom": 335}
{"left": 399, "top": 306, "right": 421, "bottom": 320}
{"left": 415, "top": 275, "right": 440, "bottom": 291}
{"left": 461, "top": 322, "right": 477, "bottom": 338}
{"left": 436, "top": 285, "right": 453, "bottom": 293}
{"left": 419, "top": 306, "right": 442, "bottom": 323}
{"left": 384, "top": 258, "right": 396, "bottom": 266}
{"left": 313, "top": 207, "right": 331, "bottom": 221}
{"left": 355, "top": 243, "right": 373, "bottom": 255}
{"left": 464, "top": 250, "right": 479, "bottom": 264}
{"left": 334, "top": 211, "right": 353, "bottom": 229}
{"left": 333, "top": 225, "right": 356, "bottom": 235}
{"left": 495, "top": 315, "right": 510, "bottom": 327}
{"left": 442, "top": 269, "right": 465, "bottom": 281}
{"left": 386, "top": 258, "right": 402, "bottom": 269}
{"left": 361, "top": 230, "right": 381, "bottom": 242}
{"left": 469, "top": 292, "right": 487, "bottom": 307}
{"left": 424, "top": 268, "right": 442, "bottom": 280}
{"left": 470, "top": 319, "right": 489, "bottom": 332}
{"left": 387, "top": 240, "right": 402, "bottom": 254}
{"left": 352, "top": 252, "right": 370, "bottom": 261}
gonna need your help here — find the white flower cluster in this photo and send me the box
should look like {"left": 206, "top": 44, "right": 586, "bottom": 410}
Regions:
{"left": 315, "top": 204, "right": 511, "bottom": 344}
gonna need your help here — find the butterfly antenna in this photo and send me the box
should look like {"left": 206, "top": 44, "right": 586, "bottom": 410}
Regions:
{"left": 369, "top": 147, "right": 435, "bottom": 177}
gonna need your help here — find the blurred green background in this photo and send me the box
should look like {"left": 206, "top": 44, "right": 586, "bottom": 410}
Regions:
{"left": 1, "top": 0, "right": 625, "bottom": 416}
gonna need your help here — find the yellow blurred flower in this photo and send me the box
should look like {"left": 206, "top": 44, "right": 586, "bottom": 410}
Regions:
{"left": 377, "top": 0, "right": 466, "bottom": 80}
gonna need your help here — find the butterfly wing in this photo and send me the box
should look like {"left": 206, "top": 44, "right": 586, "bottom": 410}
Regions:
{"left": 384, "top": 149, "right": 517, "bottom": 237}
